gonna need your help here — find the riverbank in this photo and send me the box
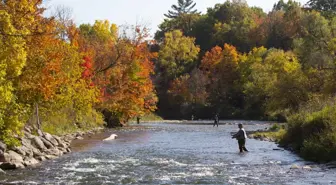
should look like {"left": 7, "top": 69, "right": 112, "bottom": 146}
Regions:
{"left": 0, "top": 126, "right": 104, "bottom": 171}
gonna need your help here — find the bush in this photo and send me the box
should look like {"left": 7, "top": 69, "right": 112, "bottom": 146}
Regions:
{"left": 282, "top": 99, "right": 336, "bottom": 162}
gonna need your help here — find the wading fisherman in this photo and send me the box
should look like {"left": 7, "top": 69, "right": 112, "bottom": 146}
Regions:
{"left": 213, "top": 114, "right": 219, "bottom": 127}
{"left": 232, "top": 124, "right": 249, "bottom": 153}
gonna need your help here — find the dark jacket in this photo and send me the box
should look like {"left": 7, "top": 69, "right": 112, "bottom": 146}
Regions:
{"left": 232, "top": 128, "right": 247, "bottom": 140}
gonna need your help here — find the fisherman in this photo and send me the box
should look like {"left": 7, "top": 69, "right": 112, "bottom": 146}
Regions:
{"left": 213, "top": 114, "right": 219, "bottom": 127}
{"left": 232, "top": 124, "right": 249, "bottom": 153}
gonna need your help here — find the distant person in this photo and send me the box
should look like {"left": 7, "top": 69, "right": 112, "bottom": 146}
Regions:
{"left": 213, "top": 114, "right": 219, "bottom": 127}
{"left": 137, "top": 117, "right": 141, "bottom": 124}
{"left": 232, "top": 124, "right": 249, "bottom": 153}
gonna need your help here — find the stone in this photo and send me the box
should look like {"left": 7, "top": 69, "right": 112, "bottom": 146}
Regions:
{"left": 63, "top": 134, "right": 75, "bottom": 142}
{"left": 45, "top": 155, "right": 57, "bottom": 160}
{"left": 45, "top": 148, "right": 62, "bottom": 156}
{"left": 36, "top": 156, "right": 47, "bottom": 161}
{"left": 0, "top": 168, "right": 5, "bottom": 174}
{"left": 58, "top": 142, "right": 68, "bottom": 148}
{"left": 0, "top": 162, "right": 24, "bottom": 170}
{"left": 76, "top": 136, "right": 84, "bottom": 140}
{"left": 40, "top": 137, "right": 54, "bottom": 149}
{"left": 0, "top": 141, "right": 6, "bottom": 153}
{"left": 32, "top": 149, "right": 43, "bottom": 158}
{"left": 37, "top": 129, "right": 44, "bottom": 137}
{"left": 31, "top": 136, "right": 47, "bottom": 151}
{"left": 66, "top": 148, "right": 71, "bottom": 153}
{"left": 5, "top": 151, "right": 24, "bottom": 164}
{"left": 53, "top": 136, "right": 63, "bottom": 146}
{"left": 103, "top": 134, "right": 118, "bottom": 141}
{"left": 12, "top": 146, "right": 26, "bottom": 156}
{"left": 44, "top": 133, "right": 59, "bottom": 146}
{"left": 23, "top": 157, "right": 39, "bottom": 167}
{"left": 303, "top": 166, "right": 312, "bottom": 170}
{"left": 290, "top": 164, "right": 300, "bottom": 169}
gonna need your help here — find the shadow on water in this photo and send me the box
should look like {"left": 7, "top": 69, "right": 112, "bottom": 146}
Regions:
{"left": 0, "top": 121, "right": 336, "bottom": 185}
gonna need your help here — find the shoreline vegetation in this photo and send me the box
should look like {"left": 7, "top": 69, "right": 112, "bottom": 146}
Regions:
{"left": 1, "top": 0, "right": 336, "bottom": 170}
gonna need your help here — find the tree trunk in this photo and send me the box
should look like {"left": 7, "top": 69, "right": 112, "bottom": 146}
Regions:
{"left": 36, "top": 103, "right": 41, "bottom": 130}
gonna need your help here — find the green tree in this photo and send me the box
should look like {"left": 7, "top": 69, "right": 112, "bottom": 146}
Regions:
{"left": 307, "top": 0, "right": 336, "bottom": 18}
{"left": 164, "top": 0, "right": 199, "bottom": 18}
{"left": 157, "top": 30, "right": 200, "bottom": 83}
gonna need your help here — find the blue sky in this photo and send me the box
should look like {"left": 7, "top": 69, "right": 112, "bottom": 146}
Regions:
{"left": 44, "top": 0, "right": 309, "bottom": 36}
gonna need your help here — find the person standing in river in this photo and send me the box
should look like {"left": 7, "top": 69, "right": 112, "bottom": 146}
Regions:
{"left": 213, "top": 114, "right": 219, "bottom": 127}
{"left": 232, "top": 124, "right": 249, "bottom": 153}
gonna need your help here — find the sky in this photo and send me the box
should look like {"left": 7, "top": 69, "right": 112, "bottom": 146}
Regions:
{"left": 44, "top": 0, "right": 309, "bottom": 36}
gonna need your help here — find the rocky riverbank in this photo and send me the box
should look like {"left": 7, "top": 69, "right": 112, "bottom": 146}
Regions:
{"left": 0, "top": 126, "right": 104, "bottom": 171}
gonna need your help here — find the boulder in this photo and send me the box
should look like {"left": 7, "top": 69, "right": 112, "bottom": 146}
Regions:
{"left": 31, "top": 136, "right": 47, "bottom": 151}
{"left": 5, "top": 151, "right": 23, "bottom": 164}
{"left": 66, "top": 148, "right": 71, "bottom": 153}
{"left": 76, "top": 136, "right": 84, "bottom": 140}
{"left": 12, "top": 146, "right": 26, "bottom": 156}
{"left": 37, "top": 129, "right": 44, "bottom": 137}
{"left": 63, "top": 134, "right": 75, "bottom": 143}
{"left": 290, "top": 164, "right": 300, "bottom": 169}
{"left": 53, "top": 136, "right": 63, "bottom": 146}
{"left": 40, "top": 137, "right": 54, "bottom": 149}
{"left": 0, "top": 162, "right": 25, "bottom": 170}
{"left": 103, "top": 134, "right": 118, "bottom": 141}
{"left": 36, "top": 156, "right": 47, "bottom": 161}
{"left": 303, "top": 166, "right": 312, "bottom": 170}
{"left": 45, "top": 155, "right": 57, "bottom": 160}
{"left": 58, "top": 142, "right": 68, "bottom": 148}
{"left": 32, "top": 149, "right": 44, "bottom": 158}
{"left": 45, "top": 148, "right": 62, "bottom": 156}
{"left": 0, "top": 168, "right": 5, "bottom": 174}
{"left": 23, "top": 157, "right": 39, "bottom": 167}
{"left": 44, "top": 133, "right": 59, "bottom": 146}
{"left": 0, "top": 141, "right": 6, "bottom": 152}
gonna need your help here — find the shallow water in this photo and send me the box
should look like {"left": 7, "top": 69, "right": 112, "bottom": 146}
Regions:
{"left": 0, "top": 121, "right": 336, "bottom": 185}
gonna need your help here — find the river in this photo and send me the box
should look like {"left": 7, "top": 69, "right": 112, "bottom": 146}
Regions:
{"left": 0, "top": 121, "right": 336, "bottom": 185}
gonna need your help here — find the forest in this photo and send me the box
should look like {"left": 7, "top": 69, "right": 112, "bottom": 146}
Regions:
{"left": 0, "top": 0, "right": 336, "bottom": 161}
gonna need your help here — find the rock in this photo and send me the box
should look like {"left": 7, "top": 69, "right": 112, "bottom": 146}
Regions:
{"left": 58, "top": 142, "right": 68, "bottom": 148}
{"left": 24, "top": 126, "right": 32, "bottom": 133}
{"left": 37, "top": 129, "right": 44, "bottom": 137}
{"left": 76, "top": 136, "right": 84, "bottom": 140}
{"left": 290, "top": 164, "right": 300, "bottom": 169}
{"left": 36, "top": 156, "right": 47, "bottom": 161}
{"left": 0, "top": 168, "right": 5, "bottom": 174}
{"left": 45, "top": 148, "right": 62, "bottom": 156}
{"left": 63, "top": 134, "right": 75, "bottom": 142}
{"left": 12, "top": 146, "right": 26, "bottom": 156}
{"left": 0, "top": 141, "right": 6, "bottom": 152}
{"left": 326, "top": 162, "right": 336, "bottom": 169}
{"left": 31, "top": 136, "right": 47, "bottom": 151}
{"left": 66, "top": 148, "right": 71, "bottom": 153}
{"left": 5, "top": 151, "right": 24, "bottom": 164}
{"left": 44, "top": 133, "right": 59, "bottom": 146}
{"left": 53, "top": 136, "right": 63, "bottom": 145}
{"left": 40, "top": 137, "right": 54, "bottom": 149}
{"left": 0, "top": 162, "right": 25, "bottom": 170}
{"left": 23, "top": 157, "right": 39, "bottom": 167}
{"left": 303, "top": 166, "right": 312, "bottom": 170}
{"left": 103, "top": 134, "right": 118, "bottom": 141}
{"left": 32, "top": 149, "right": 44, "bottom": 158}
{"left": 45, "top": 155, "right": 57, "bottom": 160}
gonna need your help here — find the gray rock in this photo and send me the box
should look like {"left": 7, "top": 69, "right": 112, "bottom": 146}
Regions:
{"left": 36, "top": 156, "right": 47, "bottom": 161}
{"left": 44, "top": 133, "right": 59, "bottom": 146}
{"left": 37, "top": 129, "right": 44, "bottom": 137}
{"left": 53, "top": 136, "right": 63, "bottom": 145}
{"left": 32, "top": 149, "right": 43, "bottom": 158}
{"left": 5, "top": 151, "right": 24, "bottom": 164}
{"left": 12, "top": 146, "right": 26, "bottom": 156}
{"left": 63, "top": 134, "right": 74, "bottom": 143}
{"left": 0, "top": 141, "right": 6, "bottom": 153}
{"left": 58, "top": 142, "right": 68, "bottom": 148}
{"left": 66, "top": 148, "right": 71, "bottom": 153}
{"left": 290, "top": 164, "right": 300, "bottom": 169}
{"left": 0, "top": 168, "right": 5, "bottom": 174}
{"left": 40, "top": 137, "right": 54, "bottom": 149}
{"left": 0, "top": 162, "right": 24, "bottom": 170}
{"left": 76, "top": 136, "right": 84, "bottom": 140}
{"left": 23, "top": 157, "right": 39, "bottom": 167}
{"left": 45, "top": 155, "right": 57, "bottom": 160}
{"left": 31, "top": 136, "right": 47, "bottom": 151}
{"left": 45, "top": 148, "right": 62, "bottom": 156}
{"left": 303, "top": 166, "right": 312, "bottom": 170}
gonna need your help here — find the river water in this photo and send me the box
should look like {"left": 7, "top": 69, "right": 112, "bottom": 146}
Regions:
{"left": 1, "top": 121, "right": 336, "bottom": 185}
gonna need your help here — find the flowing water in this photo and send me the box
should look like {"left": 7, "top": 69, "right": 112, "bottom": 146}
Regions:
{"left": 1, "top": 121, "right": 336, "bottom": 185}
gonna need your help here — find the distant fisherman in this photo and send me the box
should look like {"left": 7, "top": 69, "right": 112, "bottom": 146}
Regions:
{"left": 213, "top": 114, "right": 219, "bottom": 127}
{"left": 232, "top": 124, "right": 249, "bottom": 153}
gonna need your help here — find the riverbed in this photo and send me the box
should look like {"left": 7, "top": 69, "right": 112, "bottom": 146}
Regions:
{"left": 0, "top": 121, "right": 335, "bottom": 184}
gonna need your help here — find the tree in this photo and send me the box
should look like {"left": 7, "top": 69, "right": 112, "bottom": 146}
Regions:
{"left": 164, "top": 0, "right": 199, "bottom": 18}
{"left": 157, "top": 30, "right": 200, "bottom": 83}
{"left": 307, "top": 0, "right": 336, "bottom": 18}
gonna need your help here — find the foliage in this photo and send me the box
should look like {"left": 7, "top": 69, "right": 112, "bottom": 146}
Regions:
{"left": 164, "top": 0, "right": 199, "bottom": 18}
